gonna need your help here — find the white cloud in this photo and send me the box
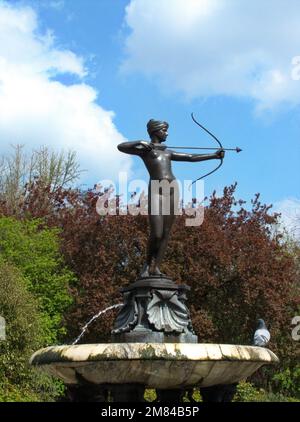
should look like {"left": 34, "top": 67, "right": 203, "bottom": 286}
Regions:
{"left": 48, "top": 1, "right": 65, "bottom": 10}
{"left": 274, "top": 198, "right": 300, "bottom": 239}
{"left": 122, "top": 0, "right": 300, "bottom": 110}
{"left": 0, "top": 1, "right": 131, "bottom": 184}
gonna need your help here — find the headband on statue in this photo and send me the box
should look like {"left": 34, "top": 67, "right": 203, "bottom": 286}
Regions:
{"left": 147, "top": 119, "right": 169, "bottom": 136}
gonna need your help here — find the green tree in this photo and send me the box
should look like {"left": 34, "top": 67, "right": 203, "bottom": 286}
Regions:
{"left": 0, "top": 217, "right": 75, "bottom": 344}
{"left": 0, "top": 260, "right": 63, "bottom": 401}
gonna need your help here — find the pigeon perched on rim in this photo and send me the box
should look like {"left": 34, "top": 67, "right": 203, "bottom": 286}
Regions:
{"left": 253, "top": 319, "right": 270, "bottom": 347}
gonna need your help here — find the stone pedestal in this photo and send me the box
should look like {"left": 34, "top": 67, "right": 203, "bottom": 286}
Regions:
{"left": 111, "top": 275, "right": 198, "bottom": 343}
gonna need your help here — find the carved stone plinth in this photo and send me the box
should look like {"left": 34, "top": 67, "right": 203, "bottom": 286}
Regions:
{"left": 111, "top": 276, "right": 198, "bottom": 343}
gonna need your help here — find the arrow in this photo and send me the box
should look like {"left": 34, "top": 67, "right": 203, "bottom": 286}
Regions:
{"left": 166, "top": 146, "right": 242, "bottom": 152}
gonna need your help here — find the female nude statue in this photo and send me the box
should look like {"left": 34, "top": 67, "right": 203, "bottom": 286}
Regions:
{"left": 118, "top": 119, "right": 224, "bottom": 277}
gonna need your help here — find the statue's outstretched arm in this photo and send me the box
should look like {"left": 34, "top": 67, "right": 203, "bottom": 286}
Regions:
{"left": 170, "top": 149, "right": 224, "bottom": 162}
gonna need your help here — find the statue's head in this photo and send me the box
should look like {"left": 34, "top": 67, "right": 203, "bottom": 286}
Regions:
{"left": 147, "top": 119, "right": 169, "bottom": 142}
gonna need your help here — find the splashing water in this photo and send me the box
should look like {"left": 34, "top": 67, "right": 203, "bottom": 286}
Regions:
{"left": 72, "top": 303, "right": 123, "bottom": 345}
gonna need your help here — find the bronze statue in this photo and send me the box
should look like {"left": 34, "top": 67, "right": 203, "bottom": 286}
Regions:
{"left": 117, "top": 119, "right": 225, "bottom": 277}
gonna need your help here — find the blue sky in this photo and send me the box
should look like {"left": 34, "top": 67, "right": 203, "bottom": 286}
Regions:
{"left": 0, "top": 0, "right": 299, "bottom": 233}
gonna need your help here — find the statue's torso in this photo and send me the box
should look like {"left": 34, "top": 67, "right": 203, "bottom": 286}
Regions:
{"left": 142, "top": 148, "right": 175, "bottom": 181}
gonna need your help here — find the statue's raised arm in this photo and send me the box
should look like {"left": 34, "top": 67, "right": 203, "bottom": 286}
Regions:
{"left": 117, "top": 141, "right": 152, "bottom": 156}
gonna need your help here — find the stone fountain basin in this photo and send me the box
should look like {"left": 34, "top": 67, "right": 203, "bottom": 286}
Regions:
{"left": 30, "top": 343, "right": 278, "bottom": 389}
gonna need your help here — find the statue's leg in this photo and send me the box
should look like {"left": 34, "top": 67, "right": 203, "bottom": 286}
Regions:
{"left": 154, "top": 184, "right": 178, "bottom": 271}
{"left": 154, "top": 213, "right": 175, "bottom": 270}
{"left": 146, "top": 214, "right": 164, "bottom": 274}
{"left": 140, "top": 187, "right": 164, "bottom": 277}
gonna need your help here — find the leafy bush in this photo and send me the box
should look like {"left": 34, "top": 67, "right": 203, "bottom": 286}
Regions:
{"left": 233, "top": 381, "right": 266, "bottom": 402}
{"left": 0, "top": 217, "right": 75, "bottom": 344}
{"left": 0, "top": 261, "right": 63, "bottom": 401}
{"left": 272, "top": 365, "right": 300, "bottom": 398}
{"left": 0, "top": 216, "right": 75, "bottom": 401}
{"left": 234, "top": 381, "right": 300, "bottom": 402}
